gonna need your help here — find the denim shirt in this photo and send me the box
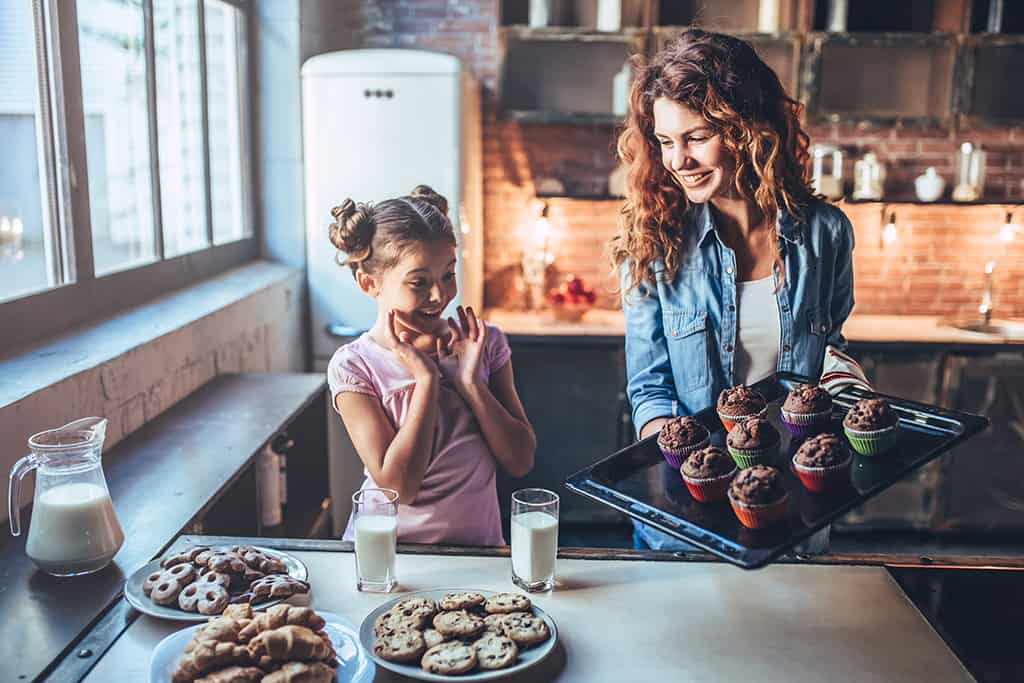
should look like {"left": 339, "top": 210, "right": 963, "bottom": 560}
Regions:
{"left": 622, "top": 199, "right": 857, "bottom": 435}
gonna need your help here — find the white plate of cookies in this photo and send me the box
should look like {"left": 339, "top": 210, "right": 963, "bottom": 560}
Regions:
{"left": 150, "top": 603, "right": 375, "bottom": 682}
{"left": 125, "top": 544, "right": 310, "bottom": 621}
{"left": 359, "top": 589, "right": 558, "bottom": 681}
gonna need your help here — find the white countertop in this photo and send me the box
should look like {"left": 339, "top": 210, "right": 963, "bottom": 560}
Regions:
{"left": 85, "top": 551, "right": 974, "bottom": 682}
{"left": 486, "top": 308, "right": 1024, "bottom": 345}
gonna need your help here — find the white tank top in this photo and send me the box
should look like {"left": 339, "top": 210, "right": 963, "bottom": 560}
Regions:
{"left": 733, "top": 276, "right": 781, "bottom": 385}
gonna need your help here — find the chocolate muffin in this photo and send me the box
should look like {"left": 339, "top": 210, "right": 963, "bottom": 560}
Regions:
{"left": 843, "top": 398, "right": 897, "bottom": 431}
{"left": 782, "top": 384, "right": 832, "bottom": 415}
{"left": 793, "top": 434, "right": 849, "bottom": 468}
{"left": 682, "top": 446, "right": 735, "bottom": 480}
{"left": 658, "top": 416, "right": 708, "bottom": 452}
{"left": 843, "top": 397, "right": 899, "bottom": 456}
{"left": 728, "top": 465, "right": 786, "bottom": 506}
{"left": 717, "top": 386, "right": 767, "bottom": 418}
{"left": 726, "top": 417, "right": 780, "bottom": 451}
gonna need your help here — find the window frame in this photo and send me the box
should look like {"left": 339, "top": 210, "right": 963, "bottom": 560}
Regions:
{"left": 2, "top": 0, "right": 257, "bottom": 355}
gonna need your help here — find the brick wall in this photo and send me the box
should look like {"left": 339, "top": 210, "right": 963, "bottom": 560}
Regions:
{"left": 301, "top": 1, "right": 1024, "bottom": 318}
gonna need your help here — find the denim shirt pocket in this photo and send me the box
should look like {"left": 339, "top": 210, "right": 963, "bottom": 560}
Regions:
{"left": 805, "top": 308, "right": 831, "bottom": 373}
{"left": 663, "top": 308, "right": 712, "bottom": 392}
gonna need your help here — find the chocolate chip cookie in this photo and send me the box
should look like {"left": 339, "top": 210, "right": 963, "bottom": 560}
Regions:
{"left": 500, "top": 612, "right": 550, "bottom": 648}
{"left": 438, "top": 592, "right": 486, "bottom": 612}
{"left": 473, "top": 633, "right": 519, "bottom": 670}
{"left": 373, "top": 628, "right": 426, "bottom": 663}
{"left": 432, "top": 609, "right": 485, "bottom": 639}
{"left": 484, "top": 593, "right": 532, "bottom": 614}
{"left": 420, "top": 642, "right": 477, "bottom": 675}
{"left": 374, "top": 609, "right": 427, "bottom": 637}
{"left": 423, "top": 628, "right": 447, "bottom": 648}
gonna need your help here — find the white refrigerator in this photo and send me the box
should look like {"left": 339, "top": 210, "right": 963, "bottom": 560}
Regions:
{"left": 301, "top": 49, "right": 482, "bottom": 534}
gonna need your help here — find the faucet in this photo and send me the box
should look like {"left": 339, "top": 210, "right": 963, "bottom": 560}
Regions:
{"left": 978, "top": 261, "right": 996, "bottom": 325}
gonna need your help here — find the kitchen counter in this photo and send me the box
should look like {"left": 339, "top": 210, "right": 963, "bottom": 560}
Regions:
{"left": 80, "top": 536, "right": 974, "bottom": 683}
{"left": 485, "top": 309, "right": 1024, "bottom": 349}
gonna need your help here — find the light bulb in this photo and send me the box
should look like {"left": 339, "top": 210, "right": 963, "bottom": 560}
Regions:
{"left": 0, "top": 217, "right": 9, "bottom": 234}
{"left": 882, "top": 221, "right": 897, "bottom": 245}
{"left": 533, "top": 214, "right": 551, "bottom": 244}
{"left": 1000, "top": 223, "right": 1015, "bottom": 244}
{"left": 11, "top": 217, "right": 23, "bottom": 235}
{"left": 999, "top": 211, "right": 1017, "bottom": 244}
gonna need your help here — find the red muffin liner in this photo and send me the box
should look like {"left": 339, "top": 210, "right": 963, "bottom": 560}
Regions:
{"left": 681, "top": 465, "right": 737, "bottom": 503}
{"left": 718, "top": 405, "right": 768, "bottom": 433}
{"left": 728, "top": 491, "right": 789, "bottom": 529}
{"left": 792, "top": 452, "right": 853, "bottom": 492}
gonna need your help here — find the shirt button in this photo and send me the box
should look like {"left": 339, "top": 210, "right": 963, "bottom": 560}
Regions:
{"left": 724, "top": 344, "right": 734, "bottom": 352}
{"left": 783, "top": 344, "right": 792, "bottom": 352}
{"left": 781, "top": 304, "right": 790, "bottom": 312}
{"left": 726, "top": 266, "right": 734, "bottom": 275}
{"left": 727, "top": 304, "right": 735, "bottom": 312}
{"left": 820, "top": 324, "right": 827, "bottom": 333}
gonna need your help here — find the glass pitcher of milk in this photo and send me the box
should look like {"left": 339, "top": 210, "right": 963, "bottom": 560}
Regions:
{"left": 8, "top": 417, "right": 124, "bottom": 576}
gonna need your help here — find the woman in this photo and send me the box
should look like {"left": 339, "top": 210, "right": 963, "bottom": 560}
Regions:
{"left": 610, "top": 29, "right": 870, "bottom": 550}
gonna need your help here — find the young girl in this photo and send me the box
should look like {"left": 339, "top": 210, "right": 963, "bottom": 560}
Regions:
{"left": 326, "top": 185, "right": 536, "bottom": 546}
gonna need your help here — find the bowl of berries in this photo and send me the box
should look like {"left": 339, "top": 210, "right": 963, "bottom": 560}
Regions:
{"left": 546, "top": 274, "right": 597, "bottom": 322}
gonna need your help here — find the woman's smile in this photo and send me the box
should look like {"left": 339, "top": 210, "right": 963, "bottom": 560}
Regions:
{"left": 678, "top": 169, "right": 713, "bottom": 187}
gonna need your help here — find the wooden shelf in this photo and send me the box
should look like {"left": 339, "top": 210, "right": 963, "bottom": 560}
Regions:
{"left": 498, "top": 2, "right": 1024, "bottom": 127}
{"left": 537, "top": 192, "right": 625, "bottom": 201}
{"left": 500, "top": 26, "right": 646, "bottom": 42}
{"left": 843, "top": 197, "right": 1024, "bottom": 206}
{"left": 503, "top": 110, "right": 624, "bottom": 125}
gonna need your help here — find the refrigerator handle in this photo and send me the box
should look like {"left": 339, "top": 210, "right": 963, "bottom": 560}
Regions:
{"left": 325, "top": 323, "right": 369, "bottom": 339}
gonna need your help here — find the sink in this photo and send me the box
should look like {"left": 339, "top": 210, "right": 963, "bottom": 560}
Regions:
{"left": 945, "top": 318, "right": 1024, "bottom": 339}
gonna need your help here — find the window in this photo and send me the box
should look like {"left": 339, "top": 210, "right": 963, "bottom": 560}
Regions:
{"left": 0, "top": 0, "right": 67, "bottom": 303}
{"left": 154, "top": 0, "right": 208, "bottom": 257}
{"left": 1, "top": 0, "right": 254, "bottom": 353}
{"left": 78, "top": 0, "right": 157, "bottom": 274}
{"left": 204, "top": 0, "right": 249, "bottom": 245}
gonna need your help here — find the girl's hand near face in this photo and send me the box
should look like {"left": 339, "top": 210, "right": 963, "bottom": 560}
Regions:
{"left": 387, "top": 310, "right": 439, "bottom": 383}
{"left": 439, "top": 306, "right": 487, "bottom": 391}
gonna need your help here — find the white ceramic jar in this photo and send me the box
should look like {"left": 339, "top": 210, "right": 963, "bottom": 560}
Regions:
{"left": 914, "top": 167, "right": 945, "bottom": 202}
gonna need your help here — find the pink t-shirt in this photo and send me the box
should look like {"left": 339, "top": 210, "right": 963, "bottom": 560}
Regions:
{"left": 327, "top": 323, "right": 512, "bottom": 546}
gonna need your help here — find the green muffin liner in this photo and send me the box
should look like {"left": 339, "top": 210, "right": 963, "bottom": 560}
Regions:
{"left": 727, "top": 442, "right": 779, "bottom": 469}
{"left": 843, "top": 424, "right": 898, "bottom": 456}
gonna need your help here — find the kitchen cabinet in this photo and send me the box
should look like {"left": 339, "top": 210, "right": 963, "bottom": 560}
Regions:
{"left": 956, "top": 35, "right": 1024, "bottom": 125}
{"left": 498, "top": 27, "right": 643, "bottom": 124}
{"left": 840, "top": 345, "right": 1024, "bottom": 536}
{"left": 801, "top": 32, "right": 957, "bottom": 126}
{"left": 496, "top": 338, "right": 631, "bottom": 525}
{"left": 837, "top": 347, "right": 947, "bottom": 530}
{"left": 498, "top": 0, "right": 1024, "bottom": 127}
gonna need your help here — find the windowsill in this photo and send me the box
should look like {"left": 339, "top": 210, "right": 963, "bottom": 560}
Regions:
{"left": 0, "top": 261, "right": 301, "bottom": 410}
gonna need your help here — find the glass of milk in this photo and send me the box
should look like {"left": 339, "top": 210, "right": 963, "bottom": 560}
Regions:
{"left": 510, "top": 488, "right": 559, "bottom": 592}
{"left": 352, "top": 488, "right": 399, "bottom": 592}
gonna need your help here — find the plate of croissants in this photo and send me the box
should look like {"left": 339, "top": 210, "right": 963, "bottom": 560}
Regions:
{"left": 150, "top": 603, "right": 375, "bottom": 683}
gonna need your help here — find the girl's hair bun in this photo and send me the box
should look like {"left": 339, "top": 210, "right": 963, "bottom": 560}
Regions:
{"left": 328, "top": 198, "right": 376, "bottom": 265}
{"left": 409, "top": 184, "right": 449, "bottom": 217}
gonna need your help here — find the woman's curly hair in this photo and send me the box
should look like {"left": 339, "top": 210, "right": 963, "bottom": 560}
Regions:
{"left": 610, "top": 28, "right": 814, "bottom": 294}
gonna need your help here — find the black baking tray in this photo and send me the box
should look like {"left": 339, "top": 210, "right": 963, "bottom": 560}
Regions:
{"left": 564, "top": 372, "right": 989, "bottom": 569}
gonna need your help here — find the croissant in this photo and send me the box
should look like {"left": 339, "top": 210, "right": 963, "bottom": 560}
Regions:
{"left": 194, "top": 665, "right": 264, "bottom": 683}
{"left": 262, "top": 661, "right": 337, "bottom": 683}
{"left": 171, "top": 640, "right": 251, "bottom": 683}
{"left": 189, "top": 616, "right": 249, "bottom": 649}
{"left": 247, "top": 625, "right": 334, "bottom": 663}
{"left": 238, "top": 605, "right": 326, "bottom": 641}
{"left": 222, "top": 603, "right": 254, "bottom": 621}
